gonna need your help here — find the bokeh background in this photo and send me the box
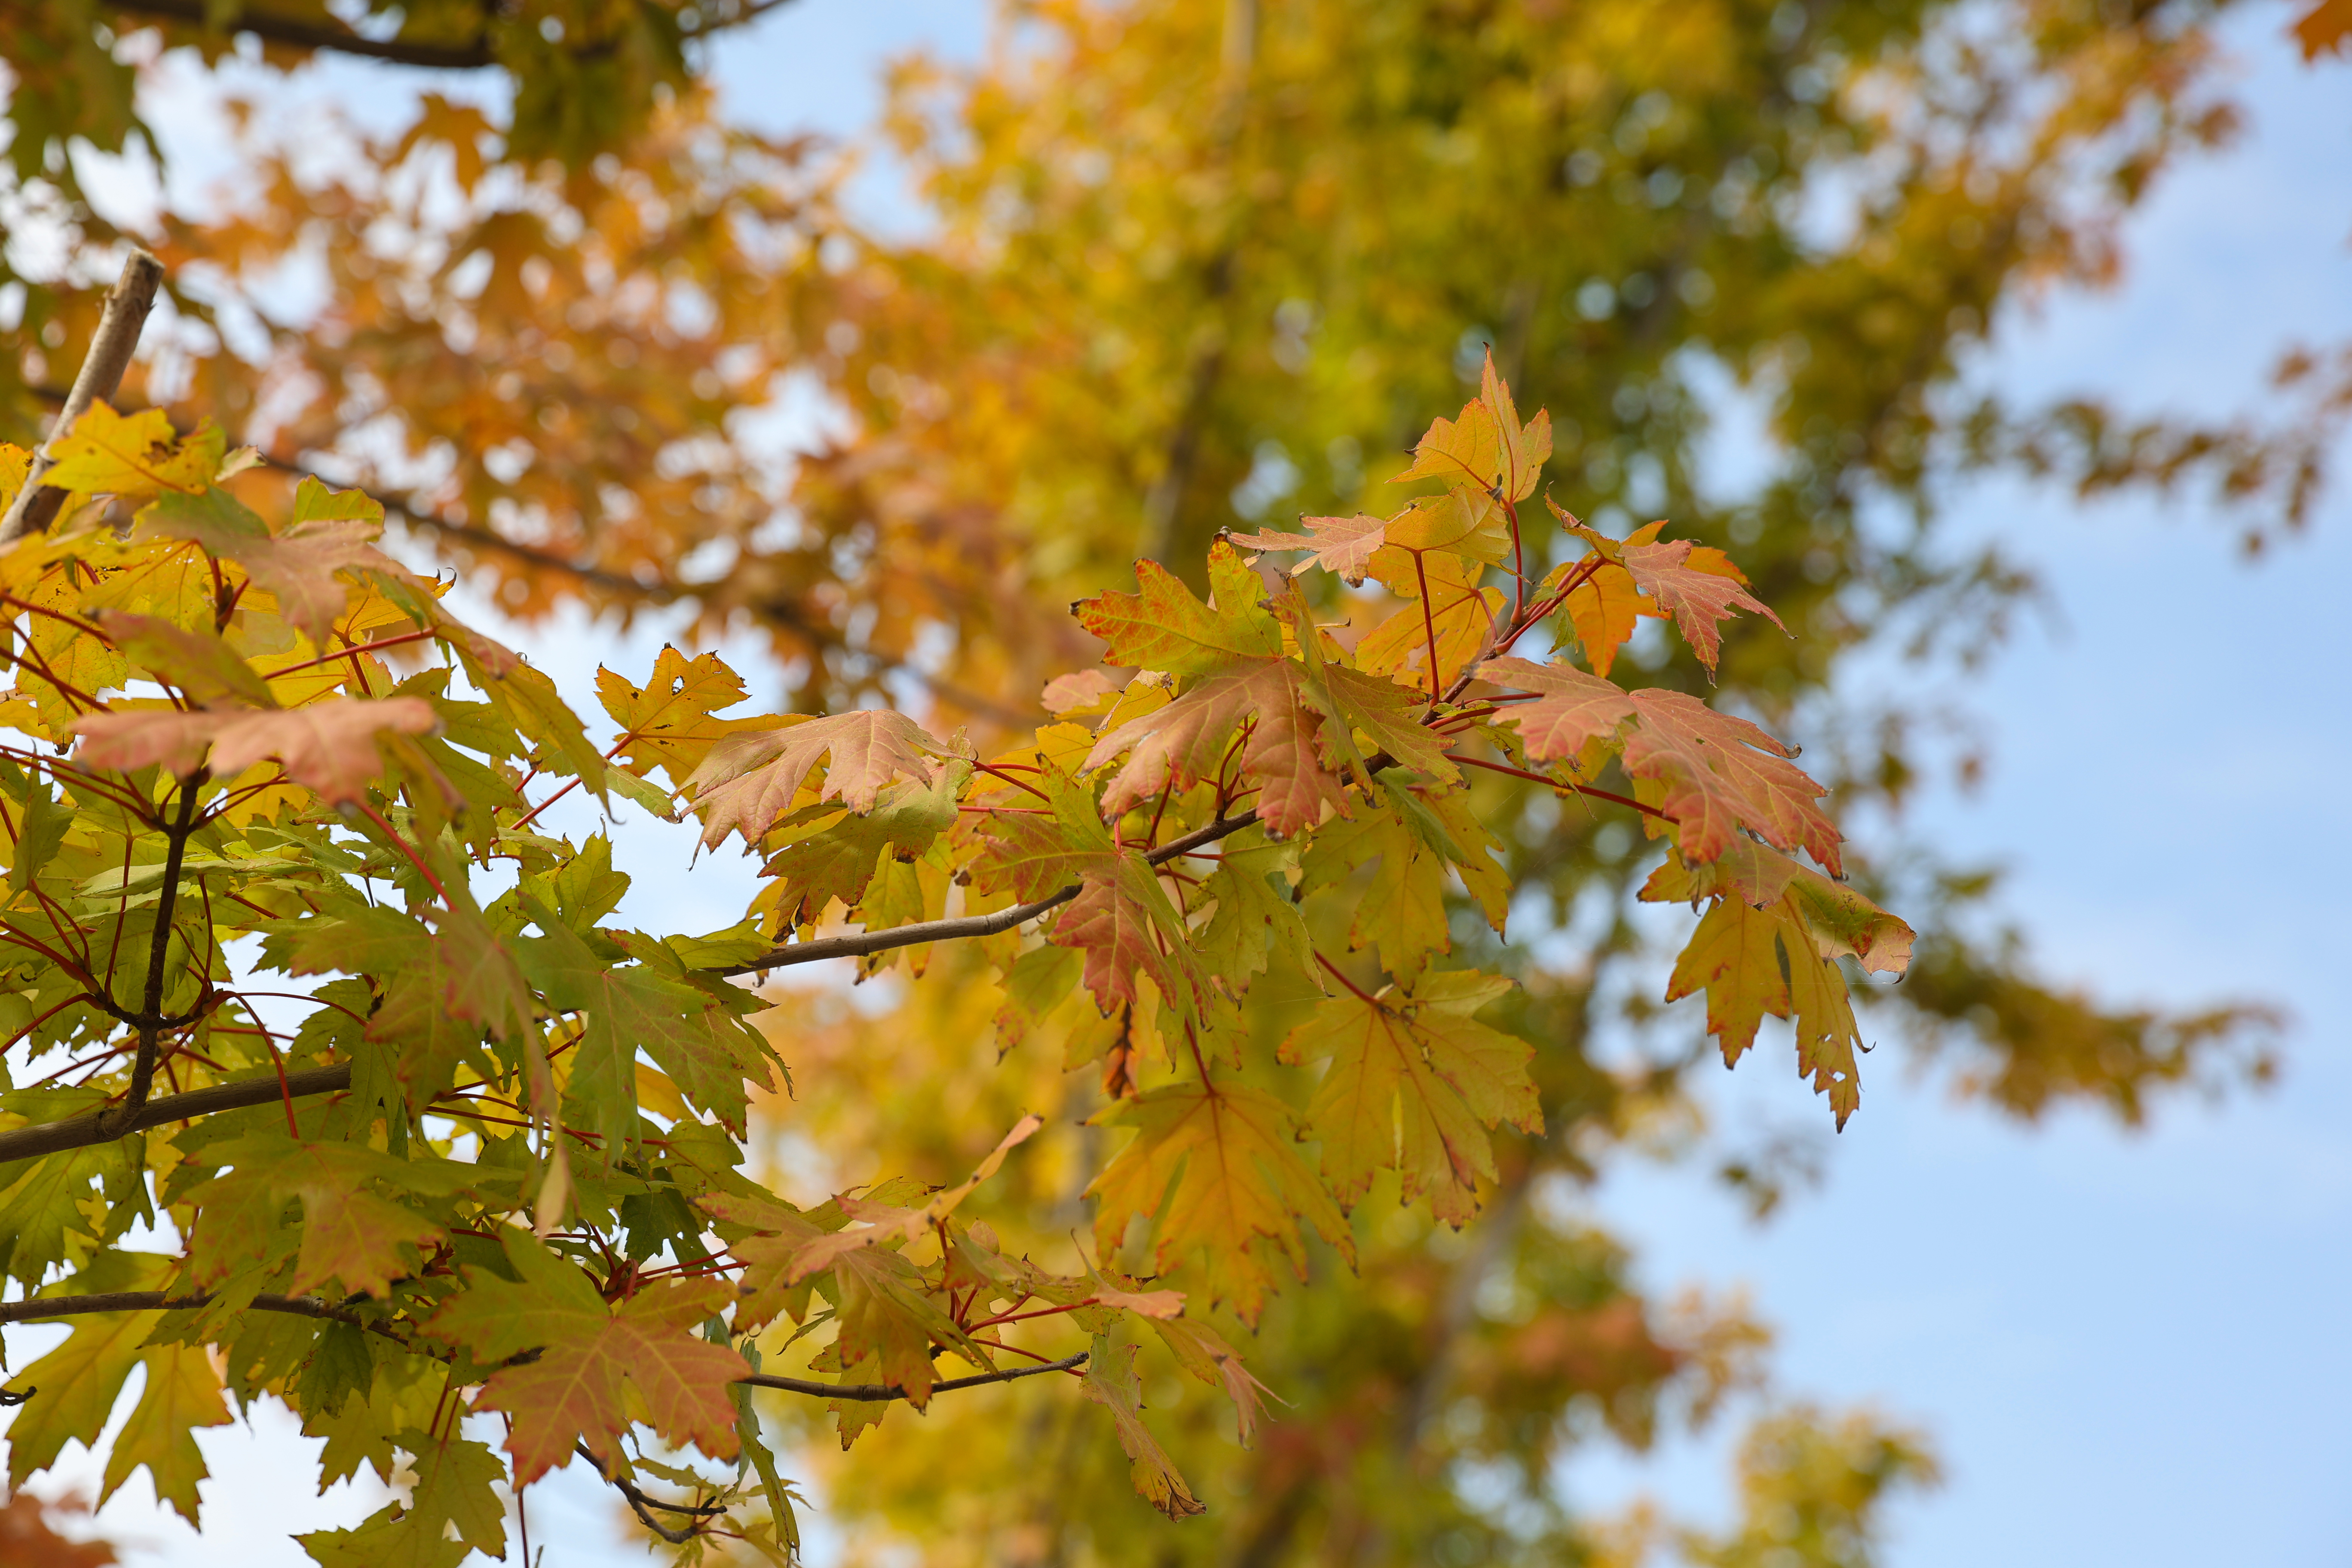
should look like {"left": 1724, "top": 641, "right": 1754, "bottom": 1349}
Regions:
{"left": 3, "top": 2, "right": 2347, "bottom": 1564}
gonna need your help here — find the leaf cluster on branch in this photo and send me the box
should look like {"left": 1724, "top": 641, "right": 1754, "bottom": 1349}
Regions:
{"left": 0, "top": 363, "right": 1905, "bottom": 1554}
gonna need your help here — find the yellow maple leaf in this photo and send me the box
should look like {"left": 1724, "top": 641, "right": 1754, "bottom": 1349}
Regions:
{"left": 43, "top": 403, "right": 225, "bottom": 500}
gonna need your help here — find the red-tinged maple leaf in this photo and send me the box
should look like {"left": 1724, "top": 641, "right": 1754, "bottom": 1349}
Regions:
{"left": 1621, "top": 689, "right": 1842, "bottom": 875}
{"left": 1041, "top": 668, "right": 1121, "bottom": 715}
{"left": 1475, "top": 660, "right": 1842, "bottom": 875}
{"left": 1054, "top": 851, "right": 1208, "bottom": 1016}
{"left": 596, "top": 645, "right": 778, "bottom": 784}
{"left": 1615, "top": 536, "right": 1788, "bottom": 674}
{"left": 1080, "top": 1333, "right": 1206, "bottom": 1519}
{"left": 786, "top": 1114, "right": 1042, "bottom": 1282}
{"left": 1083, "top": 657, "right": 1348, "bottom": 836}
{"left": 1473, "top": 656, "right": 1636, "bottom": 756}
{"left": 825, "top": 1244, "right": 986, "bottom": 1418}
{"left": 687, "top": 708, "right": 945, "bottom": 847}
{"left": 1394, "top": 389, "right": 1501, "bottom": 493}
{"left": 1279, "top": 968, "right": 1541, "bottom": 1226}
{"left": 70, "top": 696, "right": 440, "bottom": 803}
{"left": 428, "top": 1229, "right": 746, "bottom": 1483}
{"left": 1087, "top": 1073, "right": 1353, "bottom": 1325}
{"left": 1228, "top": 513, "right": 1389, "bottom": 585}
{"left": 1074, "top": 539, "right": 1282, "bottom": 674}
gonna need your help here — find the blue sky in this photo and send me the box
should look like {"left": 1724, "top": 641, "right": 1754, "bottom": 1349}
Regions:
{"left": 5, "top": 3, "right": 2348, "bottom": 1565}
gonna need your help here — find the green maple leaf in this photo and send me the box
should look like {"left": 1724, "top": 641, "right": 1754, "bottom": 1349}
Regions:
{"left": 2, "top": 1256, "right": 171, "bottom": 1479}
{"left": 519, "top": 910, "right": 776, "bottom": 1144}
{"left": 1279, "top": 968, "right": 1542, "bottom": 1226}
{"left": 1079, "top": 1330, "right": 1205, "bottom": 1519}
{"left": 1088, "top": 1072, "right": 1353, "bottom": 1325}
{"left": 428, "top": 1228, "right": 747, "bottom": 1484}
{"left": 185, "top": 1138, "right": 466, "bottom": 1299}
{"left": 297, "top": 1430, "right": 507, "bottom": 1568}
{"left": 105, "top": 1342, "right": 234, "bottom": 1524}
{"left": 1074, "top": 539, "right": 1281, "bottom": 674}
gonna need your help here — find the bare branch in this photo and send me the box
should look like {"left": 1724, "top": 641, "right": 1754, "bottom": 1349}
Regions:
{"left": 0, "top": 1063, "right": 352, "bottom": 1165}
{"left": 713, "top": 811, "right": 1263, "bottom": 976}
{"left": 739, "top": 1351, "right": 1091, "bottom": 1401}
{"left": 0, "top": 1289, "right": 368, "bottom": 1330}
{"left": 1, "top": 250, "right": 166, "bottom": 545}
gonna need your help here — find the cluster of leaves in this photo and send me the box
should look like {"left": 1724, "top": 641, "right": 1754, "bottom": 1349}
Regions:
{"left": 0, "top": 365, "right": 1902, "bottom": 1554}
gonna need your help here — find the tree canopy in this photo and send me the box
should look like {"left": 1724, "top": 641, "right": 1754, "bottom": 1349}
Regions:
{"left": 0, "top": 0, "right": 2338, "bottom": 1561}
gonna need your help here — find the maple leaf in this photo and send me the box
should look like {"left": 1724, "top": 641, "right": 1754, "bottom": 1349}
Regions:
{"left": 974, "top": 771, "right": 1207, "bottom": 1014}
{"left": 70, "top": 696, "right": 441, "bottom": 803}
{"left": 138, "top": 479, "right": 416, "bottom": 644}
{"left": 1054, "top": 850, "right": 1210, "bottom": 1016}
{"left": 1618, "top": 689, "right": 1842, "bottom": 875}
{"left": 1615, "top": 536, "right": 1788, "bottom": 674}
{"left": 43, "top": 402, "right": 225, "bottom": 499}
{"left": 1148, "top": 1314, "right": 1279, "bottom": 1446}
{"left": 1662, "top": 888, "right": 1875, "bottom": 1127}
{"left": 1073, "top": 539, "right": 1282, "bottom": 674}
{"left": 104, "top": 1342, "right": 233, "bottom": 1524}
{"left": 1080, "top": 1332, "right": 1206, "bottom": 1519}
{"left": 786, "top": 1113, "right": 1042, "bottom": 1281}
{"left": 97, "top": 611, "right": 277, "bottom": 708}
{"left": 0, "top": 1263, "right": 168, "bottom": 1479}
{"left": 1088, "top": 1073, "right": 1353, "bottom": 1324}
{"left": 1041, "top": 668, "right": 1121, "bottom": 715}
{"left": 210, "top": 1147, "right": 445, "bottom": 1300}
{"left": 428, "top": 1229, "right": 747, "bottom": 1483}
{"left": 298, "top": 1431, "right": 507, "bottom": 1568}
{"left": 1356, "top": 551, "right": 1505, "bottom": 695}
{"left": 1474, "top": 658, "right": 1842, "bottom": 874}
{"left": 596, "top": 644, "right": 774, "bottom": 784}
{"left": 824, "top": 1244, "right": 980, "bottom": 1416}
{"left": 1229, "top": 513, "right": 1390, "bottom": 585}
{"left": 1083, "top": 656, "right": 1347, "bottom": 836}
{"left": 762, "top": 760, "right": 967, "bottom": 923}
{"left": 1280, "top": 968, "right": 1541, "bottom": 1225}
{"left": 521, "top": 915, "right": 770, "bottom": 1144}
{"left": 1545, "top": 557, "right": 1650, "bottom": 679}
{"left": 687, "top": 708, "right": 945, "bottom": 847}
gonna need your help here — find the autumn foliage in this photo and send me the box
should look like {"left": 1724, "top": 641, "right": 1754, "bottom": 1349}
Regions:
{"left": 0, "top": 361, "right": 1907, "bottom": 1553}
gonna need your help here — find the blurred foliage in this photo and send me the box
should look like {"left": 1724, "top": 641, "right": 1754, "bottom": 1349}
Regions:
{"left": 1, "top": 0, "right": 2340, "bottom": 1560}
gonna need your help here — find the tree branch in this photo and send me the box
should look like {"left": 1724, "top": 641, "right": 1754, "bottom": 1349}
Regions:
{"left": 123, "top": 772, "right": 205, "bottom": 1111}
{"left": 104, "top": 0, "right": 495, "bottom": 67}
{"left": 714, "top": 812, "right": 1262, "bottom": 976}
{"left": 0, "top": 1289, "right": 368, "bottom": 1330}
{"left": 738, "top": 1351, "right": 1090, "bottom": 1402}
{"left": 0, "top": 1290, "right": 1090, "bottom": 1406}
{"left": 0, "top": 1063, "right": 352, "bottom": 1165}
{"left": 0, "top": 250, "right": 166, "bottom": 545}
